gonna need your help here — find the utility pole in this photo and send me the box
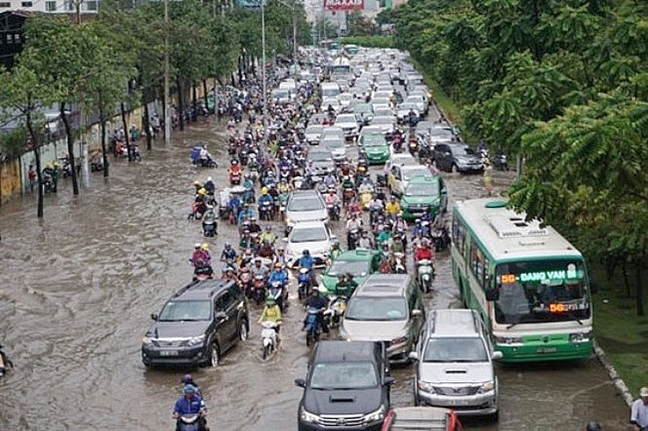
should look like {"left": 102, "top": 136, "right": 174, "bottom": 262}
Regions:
{"left": 163, "top": 0, "right": 171, "bottom": 143}
{"left": 292, "top": 2, "right": 298, "bottom": 74}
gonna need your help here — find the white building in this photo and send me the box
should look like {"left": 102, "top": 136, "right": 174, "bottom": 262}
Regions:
{"left": 0, "top": 0, "right": 99, "bottom": 14}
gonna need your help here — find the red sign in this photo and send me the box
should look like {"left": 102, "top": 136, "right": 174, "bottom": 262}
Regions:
{"left": 324, "top": 0, "right": 364, "bottom": 11}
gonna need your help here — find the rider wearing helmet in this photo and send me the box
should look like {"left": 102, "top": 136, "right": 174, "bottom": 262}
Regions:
{"left": 258, "top": 186, "right": 274, "bottom": 207}
{"left": 259, "top": 225, "right": 277, "bottom": 245}
{"left": 267, "top": 262, "right": 289, "bottom": 286}
{"left": 303, "top": 287, "right": 329, "bottom": 333}
{"left": 180, "top": 374, "right": 203, "bottom": 397}
{"left": 220, "top": 242, "right": 237, "bottom": 262}
{"left": 257, "top": 296, "right": 283, "bottom": 341}
{"left": 172, "top": 384, "right": 207, "bottom": 431}
{"left": 328, "top": 241, "right": 342, "bottom": 261}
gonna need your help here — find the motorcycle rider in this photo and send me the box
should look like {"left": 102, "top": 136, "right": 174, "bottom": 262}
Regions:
{"left": 298, "top": 249, "right": 316, "bottom": 284}
{"left": 239, "top": 229, "right": 257, "bottom": 252}
{"left": 202, "top": 206, "right": 218, "bottom": 236}
{"left": 376, "top": 225, "right": 393, "bottom": 248}
{"left": 220, "top": 242, "right": 237, "bottom": 263}
{"left": 192, "top": 259, "right": 214, "bottom": 281}
{"left": 180, "top": 374, "right": 203, "bottom": 397}
{"left": 237, "top": 203, "right": 256, "bottom": 224}
{"left": 227, "top": 192, "right": 242, "bottom": 222}
{"left": 414, "top": 239, "right": 435, "bottom": 277}
{"left": 257, "top": 296, "right": 282, "bottom": 345}
{"left": 385, "top": 196, "right": 401, "bottom": 219}
{"left": 334, "top": 273, "right": 358, "bottom": 298}
{"left": 324, "top": 189, "right": 341, "bottom": 218}
{"left": 411, "top": 218, "right": 428, "bottom": 238}
{"left": 222, "top": 267, "right": 239, "bottom": 284}
{"left": 203, "top": 177, "right": 215, "bottom": 195}
{"left": 259, "top": 225, "right": 277, "bottom": 245}
{"left": 228, "top": 159, "right": 242, "bottom": 183}
{"left": 251, "top": 257, "right": 270, "bottom": 279}
{"left": 258, "top": 187, "right": 274, "bottom": 218}
{"left": 193, "top": 180, "right": 203, "bottom": 194}
{"left": 267, "top": 262, "right": 289, "bottom": 287}
{"left": 273, "top": 247, "right": 288, "bottom": 267}
{"left": 392, "top": 212, "right": 408, "bottom": 233}
{"left": 191, "top": 243, "right": 209, "bottom": 267}
{"left": 345, "top": 213, "right": 363, "bottom": 248}
{"left": 302, "top": 287, "right": 329, "bottom": 333}
{"left": 257, "top": 240, "right": 275, "bottom": 259}
{"left": 328, "top": 241, "right": 342, "bottom": 261}
{"left": 242, "top": 174, "right": 255, "bottom": 203}
{"left": 172, "top": 384, "right": 207, "bottom": 431}
{"left": 323, "top": 170, "right": 337, "bottom": 188}
{"left": 358, "top": 231, "right": 374, "bottom": 249}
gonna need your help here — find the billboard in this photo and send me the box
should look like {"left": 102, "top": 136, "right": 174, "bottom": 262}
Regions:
{"left": 324, "top": 0, "right": 364, "bottom": 11}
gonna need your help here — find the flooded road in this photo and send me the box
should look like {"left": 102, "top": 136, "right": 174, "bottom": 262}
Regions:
{"left": 0, "top": 115, "right": 630, "bottom": 431}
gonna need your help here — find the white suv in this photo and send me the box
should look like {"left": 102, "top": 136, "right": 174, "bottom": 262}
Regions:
{"left": 410, "top": 309, "right": 502, "bottom": 421}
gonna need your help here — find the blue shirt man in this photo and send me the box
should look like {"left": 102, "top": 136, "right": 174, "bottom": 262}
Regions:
{"left": 220, "top": 244, "right": 237, "bottom": 262}
{"left": 237, "top": 206, "right": 256, "bottom": 224}
{"left": 299, "top": 252, "right": 314, "bottom": 269}
{"left": 267, "top": 267, "right": 288, "bottom": 285}
{"left": 258, "top": 192, "right": 274, "bottom": 206}
{"left": 173, "top": 384, "right": 206, "bottom": 430}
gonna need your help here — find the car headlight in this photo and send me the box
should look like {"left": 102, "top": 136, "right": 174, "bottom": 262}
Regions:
{"left": 285, "top": 217, "right": 292, "bottom": 224}
{"left": 494, "top": 336, "right": 522, "bottom": 345}
{"left": 417, "top": 381, "right": 436, "bottom": 393}
{"left": 300, "top": 407, "right": 319, "bottom": 423}
{"left": 570, "top": 331, "right": 592, "bottom": 343}
{"left": 142, "top": 336, "right": 154, "bottom": 346}
{"left": 364, "top": 405, "right": 386, "bottom": 423}
{"left": 188, "top": 334, "right": 206, "bottom": 346}
{"left": 477, "top": 381, "right": 495, "bottom": 394}
{"left": 391, "top": 335, "right": 409, "bottom": 346}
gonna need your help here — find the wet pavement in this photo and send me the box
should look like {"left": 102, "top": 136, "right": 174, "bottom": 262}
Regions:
{"left": 0, "top": 113, "right": 631, "bottom": 431}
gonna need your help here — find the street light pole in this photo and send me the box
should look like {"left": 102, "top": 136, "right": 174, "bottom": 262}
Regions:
{"left": 261, "top": 0, "right": 268, "bottom": 144}
{"left": 292, "top": 2, "right": 298, "bottom": 74}
{"left": 163, "top": 0, "right": 171, "bottom": 144}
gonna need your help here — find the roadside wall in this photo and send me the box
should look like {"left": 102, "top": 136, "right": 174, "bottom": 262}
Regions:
{"left": 0, "top": 81, "right": 210, "bottom": 204}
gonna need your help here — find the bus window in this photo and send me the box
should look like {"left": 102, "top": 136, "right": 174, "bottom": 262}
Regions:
{"left": 470, "top": 243, "right": 484, "bottom": 282}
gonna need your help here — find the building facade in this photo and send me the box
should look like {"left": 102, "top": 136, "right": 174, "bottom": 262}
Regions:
{"left": 0, "top": 0, "right": 99, "bottom": 14}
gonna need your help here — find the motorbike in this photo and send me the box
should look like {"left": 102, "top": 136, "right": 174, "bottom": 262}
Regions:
{"left": 408, "top": 135, "right": 419, "bottom": 155}
{"left": 431, "top": 224, "right": 451, "bottom": 252}
{"left": 260, "top": 321, "right": 279, "bottom": 360}
{"left": 325, "top": 295, "right": 347, "bottom": 328}
{"left": 42, "top": 173, "right": 56, "bottom": 194}
{"left": 192, "top": 262, "right": 214, "bottom": 282}
{"left": 342, "top": 186, "right": 356, "bottom": 207}
{"left": 90, "top": 154, "right": 105, "bottom": 172}
{"left": 326, "top": 203, "right": 341, "bottom": 221}
{"left": 304, "top": 306, "right": 323, "bottom": 347}
{"left": 278, "top": 193, "right": 290, "bottom": 221}
{"left": 493, "top": 150, "right": 508, "bottom": 171}
{"left": 239, "top": 270, "right": 252, "bottom": 295}
{"left": 259, "top": 200, "right": 275, "bottom": 221}
{"left": 202, "top": 216, "right": 217, "bottom": 238}
{"left": 417, "top": 259, "right": 435, "bottom": 293}
{"left": 359, "top": 188, "right": 373, "bottom": 210}
{"left": 176, "top": 414, "right": 203, "bottom": 431}
{"left": 268, "top": 281, "right": 288, "bottom": 312}
{"left": 392, "top": 135, "right": 404, "bottom": 153}
{"left": 229, "top": 170, "right": 241, "bottom": 186}
{"left": 393, "top": 252, "right": 407, "bottom": 274}
{"left": 251, "top": 274, "right": 267, "bottom": 306}
{"left": 297, "top": 268, "right": 312, "bottom": 301}
{"left": 347, "top": 228, "right": 361, "bottom": 251}
{"left": 0, "top": 344, "right": 13, "bottom": 377}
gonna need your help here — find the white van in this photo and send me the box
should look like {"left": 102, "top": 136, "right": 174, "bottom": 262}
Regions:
{"left": 279, "top": 79, "right": 297, "bottom": 93}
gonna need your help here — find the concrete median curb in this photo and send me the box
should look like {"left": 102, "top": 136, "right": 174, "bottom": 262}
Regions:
{"left": 593, "top": 339, "right": 634, "bottom": 407}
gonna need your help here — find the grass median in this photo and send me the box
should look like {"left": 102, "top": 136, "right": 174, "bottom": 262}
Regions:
{"left": 590, "top": 263, "right": 648, "bottom": 398}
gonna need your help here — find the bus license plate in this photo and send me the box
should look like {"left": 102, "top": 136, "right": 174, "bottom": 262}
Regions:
{"left": 160, "top": 350, "right": 179, "bottom": 356}
{"left": 537, "top": 347, "right": 557, "bottom": 354}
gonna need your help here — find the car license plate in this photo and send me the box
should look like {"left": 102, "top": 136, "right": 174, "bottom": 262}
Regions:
{"left": 160, "top": 350, "right": 179, "bottom": 356}
{"left": 450, "top": 399, "right": 471, "bottom": 406}
{"left": 537, "top": 347, "right": 557, "bottom": 353}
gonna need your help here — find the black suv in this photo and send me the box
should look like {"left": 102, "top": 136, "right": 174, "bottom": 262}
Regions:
{"left": 141, "top": 279, "right": 249, "bottom": 368}
{"left": 433, "top": 143, "right": 483, "bottom": 173}
{"left": 295, "top": 340, "right": 394, "bottom": 431}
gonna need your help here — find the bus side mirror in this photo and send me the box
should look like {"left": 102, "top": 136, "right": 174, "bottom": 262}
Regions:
{"left": 485, "top": 288, "right": 499, "bottom": 301}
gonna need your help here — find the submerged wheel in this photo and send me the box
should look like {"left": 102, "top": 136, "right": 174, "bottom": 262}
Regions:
{"left": 451, "top": 163, "right": 458, "bottom": 173}
{"left": 262, "top": 344, "right": 271, "bottom": 360}
{"left": 208, "top": 343, "right": 220, "bottom": 367}
{"left": 238, "top": 320, "right": 249, "bottom": 341}
{"left": 306, "top": 332, "right": 314, "bottom": 347}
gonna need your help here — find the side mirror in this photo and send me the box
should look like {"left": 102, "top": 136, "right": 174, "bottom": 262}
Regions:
{"left": 408, "top": 351, "right": 419, "bottom": 361}
{"left": 151, "top": 313, "right": 159, "bottom": 321}
{"left": 492, "top": 351, "right": 504, "bottom": 361}
{"left": 215, "top": 311, "right": 228, "bottom": 321}
{"left": 411, "top": 309, "right": 423, "bottom": 317}
{"left": 282, "top": 237, "right": 288, "bottom": 242}
{"left": 294, "top": 378, "right": 306, "bottom": 388}
{"left": 485, "top": 288, "right": 499, "bottom": 301}
{"left": 384, "top": 376, "right": 396, "bottom": 385}
{"left": 330, "top": 235, "right": 338, "bottom": 241}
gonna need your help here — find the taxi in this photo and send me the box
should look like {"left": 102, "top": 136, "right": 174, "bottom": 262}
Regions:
{"left": 359, "top": 131, "right": 390, "bottom": 165}
{"left": 400, "top": 175, "right": 448, "bottom": 221}
{"left": 388, "top": 163, "right": 434, "bottom": 196}
{"left": 321, "top": 248, "right": 383, "bottom": 294}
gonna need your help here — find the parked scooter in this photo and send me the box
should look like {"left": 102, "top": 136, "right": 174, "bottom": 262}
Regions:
{"left": 493, "top": 150, "right": 508, "bottom": 171}
{"left": 260, "top": 321, "right": 278, "bottom": 360}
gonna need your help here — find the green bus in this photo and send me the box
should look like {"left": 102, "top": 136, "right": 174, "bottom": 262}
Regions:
{"left": 451, "top": 198, "right": 593, "bottom": 363}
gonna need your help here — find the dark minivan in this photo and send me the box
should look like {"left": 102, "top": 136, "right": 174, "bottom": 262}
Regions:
{"left": 295, "top": 340, "right": 394, "bottom": 431}
{"left": 433, "top": 143, "right": 483, "bottom": 173}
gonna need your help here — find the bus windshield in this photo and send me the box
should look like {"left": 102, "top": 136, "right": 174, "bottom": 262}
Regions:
{"left": 493, "top": 259, "right": 590, "bottom": 325}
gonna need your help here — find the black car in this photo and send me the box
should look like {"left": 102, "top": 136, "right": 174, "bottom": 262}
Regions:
{"left": 295, "top": 340, "right": 394, "bottom": 431}
{"left": 141, "top": 279, "right": 249, "bottom": 368}
{"left": 433, "top": 143, "right": 484, "bottom": 173}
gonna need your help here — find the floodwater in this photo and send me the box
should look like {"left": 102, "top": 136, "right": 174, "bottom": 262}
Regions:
{"left": 0, "top": 113, "right": 630, "bottom": 431}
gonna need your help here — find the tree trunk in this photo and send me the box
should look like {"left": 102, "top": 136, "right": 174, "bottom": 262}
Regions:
{"left": 60, "top": 102, "right": 79, "bottom": 195}
{"left": 192, "top": 82, "right": 197, "bottom": 121}
{"left": 636, "top": 261, "right": 645, "bottom": 316}
{"left": 26, "top": 110, "right": 44, "bottom": 218}
{"left": 143, "top": 99, "right": 152, "bottom": 151}
{"left": 202, "top": 79, "right": 208, "bottom": 113}
{"left": 99, "top": 103, "right": 109, "bottom": 178}
{"left": 177, "top": 75, "right": 185, "bottom": 131}
{"left": 120, "top": 102, "right": 132, "bottom": 162}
